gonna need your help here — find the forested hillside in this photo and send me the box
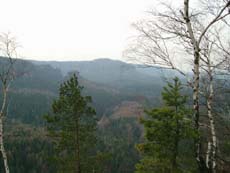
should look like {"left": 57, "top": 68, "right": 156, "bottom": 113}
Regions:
{"left": 0, "top": 57, "right": 167, "bottom": 172}
{"left": 1, "top": 53, "right": 229, "bottom": 172}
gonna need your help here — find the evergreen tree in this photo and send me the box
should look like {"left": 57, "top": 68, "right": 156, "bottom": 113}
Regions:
{"left": 135, "top": 77, "right": 196, "bottom": 173}
{"left": 45, "top": 74, "right": 97, "bottom": 173}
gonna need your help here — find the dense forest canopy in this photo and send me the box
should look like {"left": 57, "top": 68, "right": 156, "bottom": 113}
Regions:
{"left": 0, "top": 55, "right": 229, "bottom": 172}
{"left": 0, "top": 57, "right": 170, "bottom": 172}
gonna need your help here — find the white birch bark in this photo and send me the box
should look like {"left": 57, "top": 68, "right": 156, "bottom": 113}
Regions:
{"left": 0, "top": 86, "right": 10, "bottom": 173}
{"left": 206, "top": 60, "right": 217, "bottom": 172}
{"left": 183, "top": 0, "right": 203, "bottom": 170}
{"left": 206, "top": 142, "right": 211, "bottom": 168}
{"left": 126, "top": 1, "right": 230, "bottom": 171}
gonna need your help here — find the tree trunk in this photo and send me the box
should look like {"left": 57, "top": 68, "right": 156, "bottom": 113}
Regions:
{"left": 76, "top": 117, "right": 81, "bottom": 173}
{"left": 172, "top": 103, "right": 179, "bottom": 171}
{"left": 193, "top": 51, "right": 206, "bottom": 172}
{"left": 206, "top": 64, "right": 217, "bottom": 172}
{"left": 0, "top": 86, "right": 10, "bottom": 173}
{"left": 183, "top": 0, "right": 207, "bottom": 171}
{"left": 172, "top": 121, "right": 179, "bottom": 172}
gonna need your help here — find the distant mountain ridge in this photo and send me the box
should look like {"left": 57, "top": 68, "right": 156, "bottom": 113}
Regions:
{"left": 31, "top": 58, "right": 167, "bottom": 93}
{"left": 31, "top": 58, "right": 184, "bottom": 105}
{"left": 0, "top": 57, "right": 177, "bottom": 125}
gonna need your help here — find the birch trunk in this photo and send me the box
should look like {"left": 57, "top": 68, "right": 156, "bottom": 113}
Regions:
{"left": 206, "top": 63, "right": 217, "bottom": 172}
{"left": 183, "top": 0, "right": 205, "bottom": 171}
{"left": 0, "top": 86, "right": 10, "bottom": 173}
{"left": 206, "top": 142, "right": 211, "bottom": 168}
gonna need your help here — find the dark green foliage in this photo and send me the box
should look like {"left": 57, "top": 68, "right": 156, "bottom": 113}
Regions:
{"left": 0, "top": 122, "right": 55, "bottom": 173}
{"left": 161, "top": 78, "right": 187, "bottom": 107}
{"left": 1, "top": 57, "right": 211, "bottom": 172}
{"left": 99, "top": 118, "right": 142, "bottom": 173}
{"left": 7, "top": 92, "right": 54, "bottom": 126}
{"left": 45, "top": 74, "right": 97, "bottom": 173}
{"left": 135, "top": 78, "right": 197, "bottom": 173}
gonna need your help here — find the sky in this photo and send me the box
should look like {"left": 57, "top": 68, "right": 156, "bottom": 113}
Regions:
{"left": 0, "top": 0, "right": 157, "bottom": 61}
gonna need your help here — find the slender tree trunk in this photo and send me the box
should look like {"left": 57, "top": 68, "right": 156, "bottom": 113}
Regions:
{"left": 183, "top": 0, "right": 207, "bottom": 171}
{"left": 206, "top": 63, "right": 217, "bottom": 172}
{"left": 172, "top": 104, "right": 179, "bottom": 171}
{"left": 206, "top": 141, "right": 211, "bottom": 169}
{"left": 192, "top": 50, "right": 206, "bottom": 172}
{"left": 76, "top": 117, "right": 81, "bottom": 173}
{"left": 0, "top": 118, "right": 9, "bottom": 173}
{"left": 0, "top": 86, "right": 10, "bottom": 173}
{"left": 172, "top": 120, "right": 179, "bottom": 171}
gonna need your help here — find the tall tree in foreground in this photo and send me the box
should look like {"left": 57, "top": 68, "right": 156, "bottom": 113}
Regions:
{"left": 0, "top": 33, "right": 18, "bottom": 173}
{"left": 45, "top": 74, "right": 97, "bottom": 173}
{"left": 135, "top": 78, "right": 196, "bottom": 173}
{"left": 125, "top": 0, "right": 230, "bottom": 171}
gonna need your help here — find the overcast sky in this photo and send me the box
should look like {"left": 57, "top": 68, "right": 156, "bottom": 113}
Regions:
{"left": 0, "top": 0, "right": 158, "bottom": 61}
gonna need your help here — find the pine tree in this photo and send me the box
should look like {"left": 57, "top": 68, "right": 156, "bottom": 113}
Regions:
{"left": 45, "top": 74, "right": 97, "bottom": 173}
{"left": 135, "top": 77, "right": 196, "bottom": 173}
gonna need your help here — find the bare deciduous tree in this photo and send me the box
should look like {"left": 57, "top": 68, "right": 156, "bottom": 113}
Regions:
{"left": 0, "top": 32, "right": 18, "bottom": 173}
{"left": 124, "top": 0, "right": 230, "bottom": 172}
{"left": 199, "top": 32, "right": 230, "bottom": 171}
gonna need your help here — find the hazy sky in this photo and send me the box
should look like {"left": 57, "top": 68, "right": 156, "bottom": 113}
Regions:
{"left": 0, "top": 0, "right": 157, "bottom": 61}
